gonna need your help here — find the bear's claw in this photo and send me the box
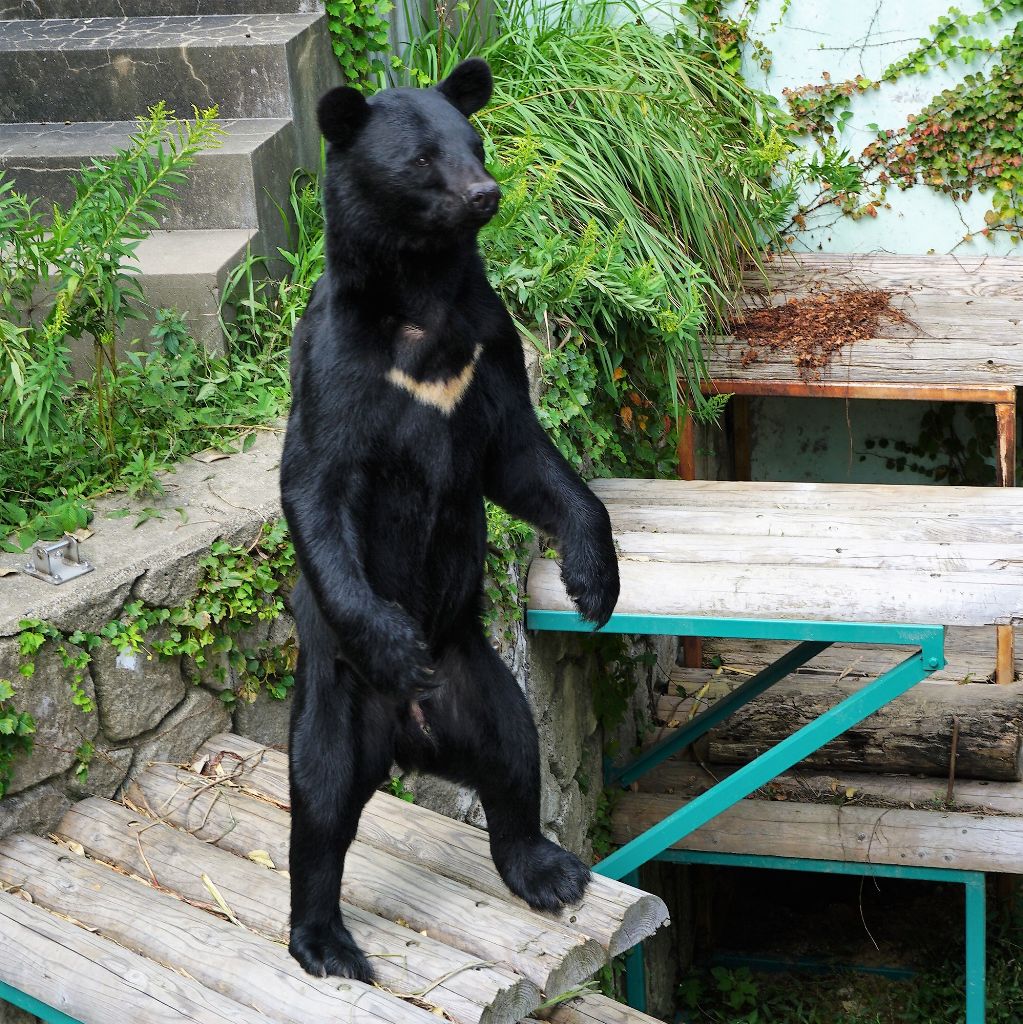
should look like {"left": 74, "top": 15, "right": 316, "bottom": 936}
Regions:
{"left": 289, "top": 918, "right": 375, "bottom": 983}
{"left": 494, "top": 836, "right": 591, "bottom": 912}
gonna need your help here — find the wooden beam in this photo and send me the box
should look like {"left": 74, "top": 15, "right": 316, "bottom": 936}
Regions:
{"left": 122, "top": 768, "right": 606, "bottom": 995}
{"left": 0, "top": 891, "right": 267, "bottom": 1024}
{"left": 995, "top": 400, "right": 1017, "bottom": 488}
{"left": 0, "top": 834, "right": 434, "bottom": 1024}
{"left": 997, "top": 625, "right": 1016, "bottom": 686}
{"left": 701, "top": 379, "right": 1016, "bottom": 405}
{"left": 611, "top": 791, "right": 1023, "bottom": 874}
{"left": 57, "top": 799, "right": 537, "bottom": 1024}
{"left": 653, "top": 676, "right": 1023, "bottom": 781}
{"left": 195, "top": 733, "right": 670, "bottom": 959}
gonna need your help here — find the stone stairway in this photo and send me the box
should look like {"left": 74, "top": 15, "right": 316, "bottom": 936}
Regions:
{"left": 0, "top": 0, "right": 338, "bottom": 352}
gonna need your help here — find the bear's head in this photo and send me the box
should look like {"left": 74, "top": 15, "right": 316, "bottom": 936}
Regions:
{"left": 317, "top": 59, "right": 501, "bottom": 247}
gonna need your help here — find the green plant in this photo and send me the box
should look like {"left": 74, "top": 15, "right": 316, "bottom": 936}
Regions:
{"left": 325, "top": 0, "right": 394, "bottom": 89}
{"left": 387, "top": 775, "right": 416, "bottom": 802}
{"left": 0, "top": 678, "right": 35, "bottom": 798}
{"left": 482, "top": 502, "right": 535, "bottom": 642}
{"left": 400, "top": 0, "right": 791, "bottom": 420}
{"left": 0, "top": 104, "right": 223, "bottom": 460}
{"left": 5, "top": 520, "right": 298, "bottom": 792}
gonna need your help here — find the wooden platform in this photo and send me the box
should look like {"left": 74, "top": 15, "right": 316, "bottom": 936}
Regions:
{"left": 527, "top": 479, "right": 1023, "bottom": 627}
{"left": 713, "top": 253, "right": 1023, "bottom": 388}
{"left": 0, "top": 734, "right": 669, "bottom": 1024}
{"left": 610, "top": 752, "right": 1023, "bottom": 875}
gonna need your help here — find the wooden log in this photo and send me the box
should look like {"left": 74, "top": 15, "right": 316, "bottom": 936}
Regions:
{"left": 195, "top": 733, "right": 670, "bottom": 957}
{"left": 699, "top": 625, "right": 1021, "bottom": 685}
{"left": 57, "top": 798, "right": 539, "bottom": 1024}
{"left": 636, "top": 761, "right": 1023, "bottom": 815}
{"left": 611, "top": 790, "right": 1023, "bottom": 874}
{"left": 544, "top": 992, "right": 665, "bottom": 1024}
{"left": 0, "top": 833, "right": 435, "bottom": 1024}
{"left": 0, "top": 890, "right": 267, "bottom": 1024}
{"left": 125, "top": 763, "right": 605, "bottom": 994}
{"left": 528, "top": 555, "right": 1023, "bottom": 628}
{"left": 654, "top": 676, "right": 1023, "bottom": 781}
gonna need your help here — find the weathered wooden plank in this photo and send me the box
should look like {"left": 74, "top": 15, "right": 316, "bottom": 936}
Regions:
{"left": 544, "top": 992, "right": 666, "bottom": 1024}
{"left": 699, "top": 626, "right": 1020, "bottom": 684}
{"left": 196, "top": 733, "right": 669, "bottom": 957}
{"left": 57, "top": 799, "right": 538, "bottom": 1024}
{"left": 741, "top": 253, "right": 1023, "bottom": 298}
{"left": 527, "top": 557, "right": 1023, "bottom": 628}
{"left": 613, "top": 530, "right": 1023, "bottom": 571}
{"left": 592, "top": 477, "right": 1023, "bottom": 511}
{"left": 0, "top": 890, "right": 267, "bottom": 1024}
{"left": 124, "top": 766, "right": 605, "bottom": 996}
{"left": 705, "top": 335, "right": 1023, "bottom": 385}
{"left": 0, "top": 833, "right": 434, "bottom": 1024}
{"left": 635, "top": 761, "right": 1023, "bottom": 816}
{"left": 611, "top": 791, "right": 1023, "bottom": 873}
{"left": 653, "top": 675, "right": 1023, "bottom": 780}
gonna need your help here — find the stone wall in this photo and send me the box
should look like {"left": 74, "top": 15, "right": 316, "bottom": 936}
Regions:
{"left": 1, "top": 432, "right": 674, "bottom": 865}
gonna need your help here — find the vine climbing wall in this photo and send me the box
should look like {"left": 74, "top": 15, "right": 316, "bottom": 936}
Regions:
{"left": 704, "top": 0, "right": 1023, "bottom": 482}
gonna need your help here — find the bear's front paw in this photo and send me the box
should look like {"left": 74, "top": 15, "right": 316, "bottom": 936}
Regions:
{"left": 289, "top": 917, "right": 375, "bottom": 982}
{"left": 561, "top": 547, "right": 620, "bottom": 629}
{"left": 493, "top": 836, "right": 591, "bottom": 912}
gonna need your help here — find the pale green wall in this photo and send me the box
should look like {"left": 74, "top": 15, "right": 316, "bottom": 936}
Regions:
{"left": 706, "top": 0, "right": 1019, "bottom": 483}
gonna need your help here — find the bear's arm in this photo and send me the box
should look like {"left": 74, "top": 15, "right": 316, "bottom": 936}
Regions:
{"left": 281, "top": 457, "right": 433, "bottom": 694}
{"left": 482, "top": 349, "right": 620, "bottom": 627}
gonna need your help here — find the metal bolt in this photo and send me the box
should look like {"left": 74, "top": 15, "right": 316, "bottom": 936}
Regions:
{"left": 927, "top": 656, "right": 939, "bottom": 669}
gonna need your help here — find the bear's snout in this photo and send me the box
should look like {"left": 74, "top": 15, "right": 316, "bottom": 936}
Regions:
{"left": 463, "top": 181, "right": 501, "bottom": 221}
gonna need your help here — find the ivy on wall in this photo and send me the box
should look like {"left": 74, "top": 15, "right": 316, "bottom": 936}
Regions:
{"left": 776, "top": 0, "right": 1023, "bottom": 242}
{"left": 0, "top": 520, "right": 297, "bottom": 794}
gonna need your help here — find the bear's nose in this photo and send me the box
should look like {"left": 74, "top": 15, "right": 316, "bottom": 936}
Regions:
{"left": 464, "top": 182, "right": 501, "bottom": 218}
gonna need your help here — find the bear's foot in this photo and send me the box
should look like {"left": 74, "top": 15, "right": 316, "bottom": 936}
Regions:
{"left": 289, "top": 916, "right": 375, "bottom": 982}
{"left": 494, "top": 836, "right": 590, "bottom": 912}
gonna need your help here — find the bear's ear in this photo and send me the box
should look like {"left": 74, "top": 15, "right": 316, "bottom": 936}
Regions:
{"left": 436, "top": 58, "right": 493, "bottom": 117}
{"left": 317, "top": 86, "right": 371, "bottom": 146}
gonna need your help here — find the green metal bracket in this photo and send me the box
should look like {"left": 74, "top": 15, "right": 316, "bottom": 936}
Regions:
{"left": 594, "top": 649, "right": 930, "bottom": 880}
{"left": 609, "top": 639, "right": 832, "bottom": 787}
{"left": 0, "top": 981, "right": 85, "bottom": 1024}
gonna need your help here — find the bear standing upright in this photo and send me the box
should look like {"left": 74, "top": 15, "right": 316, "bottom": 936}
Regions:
{"left": 280, "top": 59, "right": 621, "bottom": 981}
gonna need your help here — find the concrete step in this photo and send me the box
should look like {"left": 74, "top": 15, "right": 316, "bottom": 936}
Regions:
{"left": 111, "top": 227, "right": 256, "bottom": 359}
{"left": 2, "top": 1, "right": 321, "bottom": 15}
{"left": 0, "top": 14, "right": 338, "bottom": 166}
{"left": 0, "top": 118, "right": 295, "bottom": 256}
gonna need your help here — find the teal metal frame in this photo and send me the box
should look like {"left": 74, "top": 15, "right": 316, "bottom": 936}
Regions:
{"left": 526, "top": 609, "right": 986, "bottom": 1024}
{"left": 0, "top": 980, "right": 85, "bottom": 1024}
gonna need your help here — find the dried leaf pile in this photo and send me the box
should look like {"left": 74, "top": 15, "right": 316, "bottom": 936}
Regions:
{"left": 727, "top": 289, "right": 911, "bottom": 380}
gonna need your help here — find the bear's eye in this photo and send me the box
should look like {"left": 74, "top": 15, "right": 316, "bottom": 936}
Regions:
{"left": 414, "top": 154, "right": 431, "bottom": 167}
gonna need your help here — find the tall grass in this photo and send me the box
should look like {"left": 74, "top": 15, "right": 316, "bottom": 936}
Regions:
{"left": 396, "top": 0, "right": 790, "bottom": 399}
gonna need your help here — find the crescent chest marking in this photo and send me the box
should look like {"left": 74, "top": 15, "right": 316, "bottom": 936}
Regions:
{"left": 386, "top": 344, "right": 483, "bottom": 415}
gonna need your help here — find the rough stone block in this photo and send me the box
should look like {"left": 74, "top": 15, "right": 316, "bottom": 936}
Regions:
{"left": 67, "top": 745, "right": 133, "bottom": 800}
{"left": 0, "top": 781, "right": 71, "bottom": 841}
{"left": 128, "top": 688, "right": 231, "bottom": 780}
{"left": 91, "top": 634, "right": 186, "bottom": 743}
{"left": 232, "top": 689, "right": 290, "bottom": 749}
{"left": 4, "top": 646, "right": 98, "bottom": 797}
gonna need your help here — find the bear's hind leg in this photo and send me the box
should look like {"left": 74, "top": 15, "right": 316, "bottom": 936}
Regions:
{"left": 415, "top": 633, "right": 590, "bottom": 913}
{"left": 288, "top": 594, "right": 393, "bottom": 981}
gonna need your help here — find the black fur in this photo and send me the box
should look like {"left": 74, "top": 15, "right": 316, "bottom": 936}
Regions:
{"left": 281, "top": 61, "right": 620, "bottom": 982}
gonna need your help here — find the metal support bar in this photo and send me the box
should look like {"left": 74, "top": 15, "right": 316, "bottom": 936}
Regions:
{"left": 610, "top": 640, "right": 832, "bottom": 786}
{"left": 621, "top": 869, "right": 648, "bottom": 1013}
{"left": 965, "top": 874, "right": 987, "bottom": 1024}
{"left": 526, "top": 610, "right": 946, "bottom": 672}
{"left": 594, "top": 651, "right": 930, "bottom": 881}
{"left": 0, "top": 981, "right": 85, "bottom": 1024}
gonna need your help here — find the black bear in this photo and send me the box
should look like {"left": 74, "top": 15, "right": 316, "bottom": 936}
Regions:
{"left": 280, "top": 58, "right": 621, "bottom": 982}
